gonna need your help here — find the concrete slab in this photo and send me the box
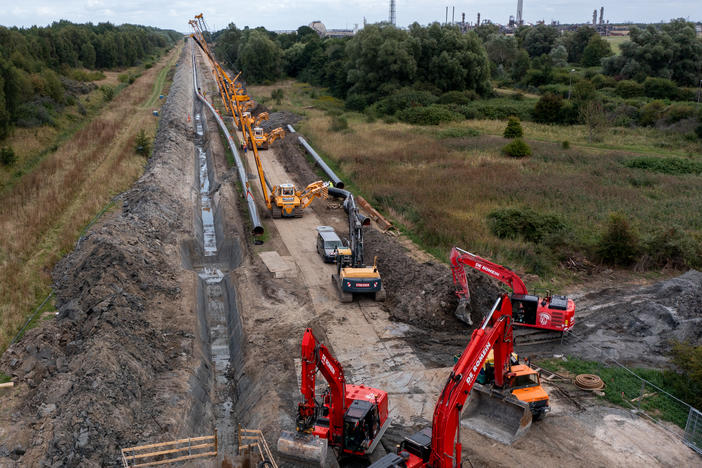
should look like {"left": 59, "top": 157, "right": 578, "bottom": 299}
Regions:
{"left": 259, "top": 251, "right": 297, "bottom": 278}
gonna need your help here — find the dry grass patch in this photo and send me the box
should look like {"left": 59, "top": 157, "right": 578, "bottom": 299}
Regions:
{"left": 0, "top": 44, "right": 182, "bottom": 351}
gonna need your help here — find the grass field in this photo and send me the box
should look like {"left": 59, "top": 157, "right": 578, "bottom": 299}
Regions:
{"left": 249, "top": 80, "right": 702, "bottom": 288}
{"left": 0, "top": 44, "right": 182, "bottom": 352}
{"left": 605, "top": 35, "right": 629, "bottom": 55}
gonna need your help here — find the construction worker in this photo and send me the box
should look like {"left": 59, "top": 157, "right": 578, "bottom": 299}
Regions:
{"left": 242, "top": 142, "right": 247, "bottom": 155}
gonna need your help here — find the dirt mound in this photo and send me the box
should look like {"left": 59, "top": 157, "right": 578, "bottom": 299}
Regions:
{"left": 556, "top": 270, "right": 702, "bottom": 366}
{"left": 364, "top": 229, "right": 501, "bottom": 329}
{"left": 0, "top": 45, "right": 203, "bottom": 467}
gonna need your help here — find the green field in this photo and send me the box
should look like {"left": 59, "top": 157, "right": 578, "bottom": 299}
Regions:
{"left": 605, "top": 35, "right": 629, "bottom": 55}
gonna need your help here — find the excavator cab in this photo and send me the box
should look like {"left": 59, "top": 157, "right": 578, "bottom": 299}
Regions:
{"left": 343, "top": 400, "right": 381, "bottom": 454}
{"left": 280, "top": 184, "right": 295, "bottom": 197}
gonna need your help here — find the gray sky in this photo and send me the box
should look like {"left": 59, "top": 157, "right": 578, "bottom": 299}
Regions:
{"left": 1, "top": 1, "right": 700, "bottom": 32}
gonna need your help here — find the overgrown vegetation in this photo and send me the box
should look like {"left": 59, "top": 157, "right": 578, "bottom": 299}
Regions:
{"left": 0, "top": 21, "right": 180, "bottom": 140}
{"left": 539, "top": 356, "right": 696, "bottom": 428}
{"left": 501, "top": 138, "right": 532, "bottom": 157}
{"left": 624, "top": 156, "right": 702, "bottom": 175}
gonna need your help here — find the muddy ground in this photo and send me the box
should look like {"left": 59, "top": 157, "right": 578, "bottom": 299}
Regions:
{"left": 0, "top": 39, "right": 699, "bottom": 468}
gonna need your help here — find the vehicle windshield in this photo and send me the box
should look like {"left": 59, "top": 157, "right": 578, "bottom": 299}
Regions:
{"left": 513, "top": 373, "right": 539, "bottom": 387}
{"left": 281, "top": 187, "right": 294, "bottom": 196}
{"left": 325, "top": 240, "right": 342, "bottom": 250}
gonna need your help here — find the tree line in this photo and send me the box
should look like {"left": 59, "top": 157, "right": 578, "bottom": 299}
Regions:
{"left": 0, "top": 21, "right": 181, "bottom": 139}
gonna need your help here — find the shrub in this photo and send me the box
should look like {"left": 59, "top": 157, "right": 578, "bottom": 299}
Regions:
{"left": 271, "top": 88, "right": 284, "bottom": 104}
{"left": 503, "top": 116, "right": 524, "bottom": 138}
{"left": 397, "top": 105, "right": 463, "bottom": 125}
{"left": 345, "top": 93, "right": 367, "bottom": 111}
{"left": 643, "top": 77, "right": 679, "bottom": 100}
{"left": 663, "top": 103, "right": 695, "bottom": 124}
{"left": 624, "top": 157, "right": 702, "bottom": 175}
{"left": 437, "top": 90, "right": 475, "bottom": 105}
{"left": 615, "top": 80, "right": 644, "bottom": 98}
{"left": 100, "top": 85, "right": 115, "bottom": 102}
{"left": 596, "top": 213, "right": 639, "bottom": 266}
{"left": 1, "top": 147, "right": 16, "bottom": 166}
{"left": 501, "top": 138, "right": 532, "bottom": 158}
{"left": 644, "top": 227, "right": 701, "bottom": 269}
{"left": 638, "top": 100, "right": 666, "bottom": 126}
{"left": 436, "top": 127, "right": 480, "bottom": 138}
{"left": 561, "top": 140, "right": 570, "bottom": 149}
{"left": 374, "top": 88, "right": 437, "bottom": 116}
{"left": 532, "top": 93, "right": 563, "bottom": 123}
{"left": 329, "top": 115, "right": 349, "bottom": 132}
{"left": 696, "top": 124, "right": 702, "bottom": 140}
{"left": 591, "top": 74, "right": 616, "bottom": 89}
{"left": 669, "top": 342, "right": 702, "bottom": 410}
{"left": 487, "top": 208, "right": 566, "bottom": 243}
{"left": 135, "top": 129, "right": 151, "bottom": 157}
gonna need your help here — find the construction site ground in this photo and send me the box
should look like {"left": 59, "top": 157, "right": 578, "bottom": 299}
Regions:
{"left": 0, "top": 41, "right": 700, "bottom": 467}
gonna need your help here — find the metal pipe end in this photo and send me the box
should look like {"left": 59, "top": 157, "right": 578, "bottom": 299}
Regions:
{"left": 252, "top": 226, "right": 264, "bottom": 236}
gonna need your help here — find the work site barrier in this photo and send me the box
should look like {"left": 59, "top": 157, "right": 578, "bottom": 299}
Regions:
{"left": 554, "top": 331, "right": 702, "bottom": 454}
{"left": 238, "top": 426, "right": 278, "bottom": 467}
{"left": 120, "top": 434, "right": 217, "bottom": 467}
{"left": 191, "top": 47, "right": 264, "bottom": 235}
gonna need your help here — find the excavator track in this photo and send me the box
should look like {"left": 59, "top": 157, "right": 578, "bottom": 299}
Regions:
{"left": 513, "top": 327, "right": 565, "bottom": 346}
{"left": 332, "top": 274, "right": 353, "bottom": 303}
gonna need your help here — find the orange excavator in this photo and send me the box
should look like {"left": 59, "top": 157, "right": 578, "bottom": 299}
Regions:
{"left": 278, "top": 329, "right": 390, "bottom": 464}
{"left": 369, "top": 294, "right": 549, "bottom": 468}
{"left": 450, "top": 246, "right": 575, "bottom": 343}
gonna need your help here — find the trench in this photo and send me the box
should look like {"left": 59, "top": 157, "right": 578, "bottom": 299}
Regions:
{"left": 181, "top": 90, "right": 246, "bottom": 463}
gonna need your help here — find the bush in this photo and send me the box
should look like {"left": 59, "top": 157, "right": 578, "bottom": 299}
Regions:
{"left": 624, "top": 156, "right": 702, "bottom": 175}
{"left": 638, "top": 100, "right": 666, "bottom": 126}
{"left": 596, "top": 212, "right": 640, "bottom": 266}
{"left": 135, "top": 129, "right": 151, "bottom": 157}
{"left": 615, "top": 80, "right": 644, "bottom": 98}
{"left": 696, "top": 124, "right": 702, "bottom": 140}
{"left": 669, "top": 342, "right": 702, "bottom": 410}
{"left": 397, "top": 105, "right": 463, "bottom": 125}
{"left": 503, "top": 116, "right": 524, "bottom": 138}
{"left": 438, "top": 90, "right": 476, "bottom": 105}
{"left": 374, "top": 88, "right": 438, "bottom": 116}
{"left": 487, "top": 208, "right": 566, "bottom": 243}
{"left": 100, "top": 85, "right": 115, "bottom": 102}
{"left": 591, "top": 74, "right": 617, "bottom": 89}
{"left": 345, "top": 93, "right": 367, "bottom": 111}
{"left": 1, "top": 147, "right": 17, "bottom": 166}
{"left": 329, "top": 115, "right": 349, "bottom": 132}
{"left": 644, "top": 227, "right": 701, "bottom": 269}
{"left": 459, "top": 98, "right": 534, "bottom": 121}
{"left": 561, "top": 140, "right": 570, "bottom": 149}
{"left": 501, "top": 138, "right": 532, "bottom": 158}
{"left": 532, "top": 93, "right": 563, "bottom": 123}
{"left": 436, "top": 127, "right": 480, "bottom": 138}
{"left": 643, "top": 77, "right": 679, "bottom": 100}
{"left": 663, "top": 103, "right": 695, "bottom": 124}
{"left": 271, "top": 88, "right": 284, "bottom": 104}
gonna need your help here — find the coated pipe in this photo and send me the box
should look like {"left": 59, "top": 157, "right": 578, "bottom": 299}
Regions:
{"left": 297, "top": 135, "right": 344, "bottom": 189}
{"left": 192, "top": 50, "right": 264, "bottom": 235}
{"left": 286, "top": 124, "right": 296, "bottom": 133}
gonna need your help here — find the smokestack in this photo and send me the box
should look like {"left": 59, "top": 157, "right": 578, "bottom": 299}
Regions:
{"left": 389, "top": 0, "right": 396, "bottom": 26}
{"left": 516, "top": 0, "right": 523, "bottom": 25}
{"left": 452, "top": 6, "right": 455, "bottom": 25}
{"left": 477, "top": 12, "right": 481, "bottom": 26}
{"left": 445, "top": 6, "right": 448, "bottom": 25}
{"left": 462, "top": 12, "right": 465, "bottom": 28}
{"left": 592, "top": 9, "right": 597, "bottom": 26}
{"left": 599, "top": 6, "right": 604, "bottom": 25}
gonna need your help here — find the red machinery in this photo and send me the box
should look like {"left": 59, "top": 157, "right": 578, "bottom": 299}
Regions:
{"left": 278, "top": 328, "right": 390, "bottom": 463}
{"left": 450, "top": 246, "right": 575, "bottom": 334}
{"left": 369, "top": 294, "right": 545, "bottom": 468}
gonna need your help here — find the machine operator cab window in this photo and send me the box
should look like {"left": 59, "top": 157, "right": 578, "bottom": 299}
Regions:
{"left": 254, "top": 127, "right": 264, "bottom": 139}
{"left": 511, "top": 372, "right": 540, "bottom": 389}
{"left": 511, "top": 294, "right": 539, "bottom": 325}
{"left": 343, "top": 400, "right": 380, "bottom": 454}
{"left": 280, "top": 184, "right": 295, "bottom": 197}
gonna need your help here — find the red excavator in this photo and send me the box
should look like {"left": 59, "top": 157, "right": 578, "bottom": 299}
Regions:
{"left": 450, "top": 246, "right": 575, "bottom": 343}
{"left": 278, "top": 328, "right": 390, "bottom": 464}
{"left": 369, "top": 294, "right": 549, "bottom": 468}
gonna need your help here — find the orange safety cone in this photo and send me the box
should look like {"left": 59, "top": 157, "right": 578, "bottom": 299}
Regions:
{"left": 187, "top": 114, "right": 191, "bottom": 122}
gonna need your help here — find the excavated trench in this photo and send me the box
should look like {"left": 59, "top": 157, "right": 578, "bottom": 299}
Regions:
{"left": 181, "top": 95, "right": 247, "bottom": 463}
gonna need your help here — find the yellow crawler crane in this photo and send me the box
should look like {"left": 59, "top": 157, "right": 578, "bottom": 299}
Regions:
{"left": 252, "top": 127, "right": 285, "bottom": 150}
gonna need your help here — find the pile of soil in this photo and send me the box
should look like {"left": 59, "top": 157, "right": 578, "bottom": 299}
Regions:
{"left": 0, "top": 46, "right": 204, "bottom": 466}
{"left": 364, "top": 229, "right": 501, "bottom": 329}
{"left": 554, "top": 270, "right": 702, "bottom": 366}
{"left": 278, "top": 134, "right": 321, "bottom": 186}
{"left": 260, "top": 112, "right": 302, "bottom": 132}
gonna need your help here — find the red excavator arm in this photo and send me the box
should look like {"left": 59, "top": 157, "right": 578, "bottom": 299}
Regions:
{"left": 450, "top": 247, "right": 528, "bottom": 304}
{"left": 369, "top": 295, "right": 516, "bottom": 468}
{"left": 298, "top": 328, "right": 346, "bottom": 446}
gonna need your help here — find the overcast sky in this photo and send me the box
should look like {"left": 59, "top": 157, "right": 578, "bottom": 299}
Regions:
{"left": 1, "top": 1, "right": 700, "bottom": 32}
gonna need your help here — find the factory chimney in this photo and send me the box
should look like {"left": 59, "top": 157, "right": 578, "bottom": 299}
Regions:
{"left": 477, "top": 12, "right": 481, "bottom": 26}
{"left": 516, "top": 0, "right": 523, "bottom": 25}
{"left": 389, "top": 0, "right": 396, "bottom": 26}
{"left": 599, "top": 6, "right": 604, "bottom": 25}
{"left": 592, "top": 9, "right": 597, "bottom": 26}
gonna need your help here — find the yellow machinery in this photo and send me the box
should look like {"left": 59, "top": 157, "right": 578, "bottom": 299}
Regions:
{"left": 252, "top": 127, "right": 285, "bottom": 150}
{"left": 270, "top": 182, "right": 329, "bottom": 218}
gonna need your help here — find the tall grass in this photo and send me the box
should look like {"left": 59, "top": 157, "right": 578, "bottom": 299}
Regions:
{"left": 0, "top": 44, "right": 182, "bottom": 352}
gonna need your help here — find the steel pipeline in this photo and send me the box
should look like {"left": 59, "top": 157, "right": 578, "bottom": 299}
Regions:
{"left": 191, "top": 50, "right": 264, "bottom": 235}
{"left": 293, "top": 130, "right": 344, "bottom": 189}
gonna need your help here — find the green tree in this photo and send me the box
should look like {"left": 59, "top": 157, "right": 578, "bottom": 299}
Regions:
{"left": 597, "top": 213, "right": 640, "bottom": 266}
{"left": 238, "top": 30, "right": 283, "bottom": 83}
{"left": 579, "top": 99, "right": 608, "bottom": 142}
{"left": 522, "top": 24, "right": 560, "bottom": 58}
{"left": 0, "top": 146, "right": 15, "bottom": 165}
{"left": 549, "top": 45, "right": 568, "bottom": 67}
{"left": 485, "top": 34, "right": 518, "bottom": 71}
{"left": 503, "top": 116, "right": 524, "bottom": 138}
{"left": 510, "top": 49, "right": 530, "bottom": 82}
{"left": 561, "top": 26, "right": 597, "bottom": 63}
{"left": 581, "top": 35, "right": 612, "bottom": 67}
{"left": 532, "top": 93, "right": 563, "bottom": 123}
{"left": 135, "top": 129, "right": 151, "bottom": 156}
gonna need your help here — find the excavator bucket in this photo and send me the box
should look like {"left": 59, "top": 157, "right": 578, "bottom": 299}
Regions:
{"left": 454, "top": 298, "right": 472, "bottom": 325}
{"left": 277, "top": 430, "right": 328, "bottom": 465}
{"left": 460, "top": 384, "right": 532, "bottom": 445}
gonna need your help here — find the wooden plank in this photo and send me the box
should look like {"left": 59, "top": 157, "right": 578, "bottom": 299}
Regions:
{"left": 123, "top": 442, "right": 215, "bottom": 460}
{"left": 122, "top": 435, "right": 214, "bottom": 452}
{"left": 130, "top": 451, "right": 218, "bottom": 467}
{"left": 0, "top": 382, "right": 14, "bottom": 388}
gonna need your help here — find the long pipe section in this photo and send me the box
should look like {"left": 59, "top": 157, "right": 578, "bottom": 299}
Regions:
{"left": 294, "top": 131, "right": 344, "bottom": 189}
{"left": 191, "top": 49, "right": 264, "bottom": 235}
